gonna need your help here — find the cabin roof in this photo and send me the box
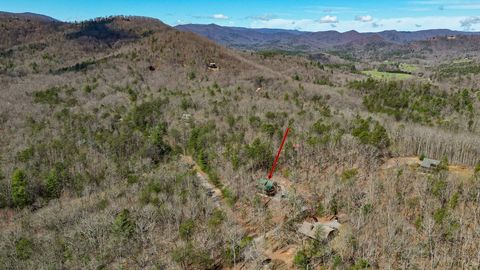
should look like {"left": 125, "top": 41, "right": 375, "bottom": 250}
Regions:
{"left": 421, "top": 158, "right": 440, "bottom": 168}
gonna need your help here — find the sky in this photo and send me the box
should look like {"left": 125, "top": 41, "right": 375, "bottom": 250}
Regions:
{"left": 2, "top": 0, "right": 480, "bottom": 32}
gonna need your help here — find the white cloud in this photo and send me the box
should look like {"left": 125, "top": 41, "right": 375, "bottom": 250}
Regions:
{"left": 319, "top": 15, "right": 338, "bottom": 23}
{"left": 361, "top": 16, "right": 469, "bottom": 32}
{"left": 460, "top": 16, "right": 480, "bottom": 30}
{"left": 302, "top": 5, "right": 353, "bottom": 15}
{"left": 250, "top": 16, "right": 472, "bottom": 32}
{"left": 355, "top": 15, "right": 373, "bottom": 22}
{"left": 247, "top": 14, "right": 278, "bottom": 21}
{"left": 250, "top": 18, "right": 318, "bottom": 30}
{"left": 212, "top": 14, "right": 229, "bottom": 20}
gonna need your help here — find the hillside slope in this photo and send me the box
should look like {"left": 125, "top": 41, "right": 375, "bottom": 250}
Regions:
{"left": 1, "top": 13, "right": 480, "bottom": 270}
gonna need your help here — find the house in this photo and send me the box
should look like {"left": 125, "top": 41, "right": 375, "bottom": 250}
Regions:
{"left": 447, "top": 35, "right": 456, "bottom": 40}
{"left": 207, "top": 62, "right": 219, "bottom": 70}
{"left": 420, "top": 158, "right": 440, "bottom": 169}
{"left": 298, "top": 216, "right": 341, "bottom": 240}
{"left": 257, "top": 178, "right": 278, "bottom": 196}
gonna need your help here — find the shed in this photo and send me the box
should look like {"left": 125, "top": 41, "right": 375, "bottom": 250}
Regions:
{"left": 420, "top": 158, "right": 440, "bottom": 169}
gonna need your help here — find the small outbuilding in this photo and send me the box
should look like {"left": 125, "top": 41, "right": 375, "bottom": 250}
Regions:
{"left": 420, "top": 158, "right": 440, "bottom": 170}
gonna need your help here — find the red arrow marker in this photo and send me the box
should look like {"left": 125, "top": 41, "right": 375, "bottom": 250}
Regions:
{"left": 268, "top": 127, "right": 290, "bottom": 179}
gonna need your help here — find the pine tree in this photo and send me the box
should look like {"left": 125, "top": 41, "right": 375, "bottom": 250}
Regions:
{"left": 11, "top": 169, "right": 28, "bottom": 207}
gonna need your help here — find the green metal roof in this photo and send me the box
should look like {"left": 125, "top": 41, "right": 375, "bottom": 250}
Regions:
{"left": 258, "top": 178, "right": 274, "bottom": 191}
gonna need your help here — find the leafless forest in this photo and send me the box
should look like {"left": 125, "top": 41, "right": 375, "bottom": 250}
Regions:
{"left": 0, "top": 14, "right": 480, "bottom": 270}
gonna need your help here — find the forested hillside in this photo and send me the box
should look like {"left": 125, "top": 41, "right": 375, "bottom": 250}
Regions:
{"left": 1, "top": 14, "right": 480, "bottom": 270}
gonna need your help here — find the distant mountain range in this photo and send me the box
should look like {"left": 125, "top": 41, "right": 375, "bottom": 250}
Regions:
{"left": 176, "top": 24, "right": 480, "bottom": 51}
{"left": 2, "top": 11, "right": 480, "bottom": 54}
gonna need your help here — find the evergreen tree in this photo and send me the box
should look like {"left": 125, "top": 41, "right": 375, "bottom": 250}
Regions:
{"left": 12, "top": 169, "right": 28, "bottom": 207}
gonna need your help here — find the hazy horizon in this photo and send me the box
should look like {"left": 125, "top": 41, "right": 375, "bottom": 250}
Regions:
{"left": 4, "top": 10, "right": 480, "bottom": 34}
{"left": 2, "top": 0, "right": 480, "bottom": 32}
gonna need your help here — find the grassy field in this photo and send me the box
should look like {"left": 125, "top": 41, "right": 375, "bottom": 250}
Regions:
{"left": 361, "top": 69, "right": 413, "bottom": 80}
{"left": 399, "top": 63, "right": 418, "bottom": 73}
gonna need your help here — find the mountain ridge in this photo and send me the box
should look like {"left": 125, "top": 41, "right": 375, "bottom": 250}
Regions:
{"left": 175, "top": 23, "right": 480, "bottom": 51}
{"left": 0, "top": 11, "right": 59, "bottom": 22}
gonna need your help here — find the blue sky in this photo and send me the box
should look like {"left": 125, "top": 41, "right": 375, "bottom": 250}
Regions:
{"left": 2, "top": 0, "right": 480, "bottom": 32}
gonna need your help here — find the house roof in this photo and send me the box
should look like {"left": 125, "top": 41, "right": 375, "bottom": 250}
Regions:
{"left": 298, "top": 222, "right": 334, "bottom": 239}
{"left": 298, "top": 219, "right": 341, "bottom": 239}
{"left": 421, "top": 158, "right": 440, "bottom": 168}
{"left": 258, "top": 178, "right": 275, "bottom": 191}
